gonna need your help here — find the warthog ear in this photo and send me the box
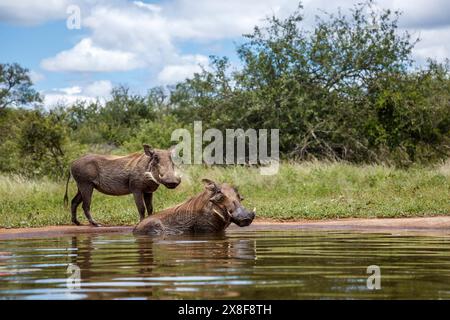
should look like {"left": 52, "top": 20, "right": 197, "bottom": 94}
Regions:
{"left": 143, "top": 144, "right": 155, "bottom": 157}
{"left": 202, "top": 178, "right": 220, "bottom": 193}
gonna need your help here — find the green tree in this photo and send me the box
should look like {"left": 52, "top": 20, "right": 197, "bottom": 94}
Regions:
{"left": 169, "top": 1, "right": 449, "bottom": 165}
{"left": 18, "top": 109, "right": 67, "bottom": 177}
{"left": 0, "top": 63, "right": 42, "bottom": 109}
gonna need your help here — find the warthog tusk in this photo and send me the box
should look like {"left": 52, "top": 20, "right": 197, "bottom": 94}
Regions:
{"left": 253, "top": 207, "right": 256, "bottom": 214}
{"left": 144, "top": 171, "right": 160, "bottom": 185}
{"left": 213, "top": 208, "right": 226, "bottom": 222}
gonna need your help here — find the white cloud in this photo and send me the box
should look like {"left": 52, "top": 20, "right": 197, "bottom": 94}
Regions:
{"left": 164, "top": 0, "right": 297, "bottom": 40}
{"left": 43, "top": 80, "right": 113, "bottom": 108}
{"left": 40, "top": 38, "right": 143, "bottom": 72}
{"left": 2, "top": 0, "right": 448, "bottom": 84}
{"left": 37, "top": 0, "right": 298, "bottom": 79}
{"left": 391, "top": 0, "right": 450, "bottom": 29}
{"left": 412, "top": 27, "right": 450, "bottom": 63}
{"left": 44, "top": 93, "right": 95, "bottom": 107}
{"left": 58, "top": 86, "right": 82, "bottom": 95}
{"left": 133, "top": 1, "right": 162, "bottom": 13}
{"left": 83, "top": 80, "right": 113, "bottom": 97}
{"left": 0, "top": 0, "right": 69, "bottom": 25}
{"left": 28, "top": 70, "right": 45, "bottom": 83}
{"left": 157, "top": 54, "right": 209, "bottom": 84}
{"left": 83, "top": 3, "right": 174, "bottom": 65}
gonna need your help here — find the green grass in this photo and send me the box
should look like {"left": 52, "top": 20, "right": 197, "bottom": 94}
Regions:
{"left": 1, "top": 161, "right": 449, "bottom": 228}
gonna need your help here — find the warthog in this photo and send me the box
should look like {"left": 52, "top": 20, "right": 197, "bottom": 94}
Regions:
{"left": 64, "top": 144, "right": 181, "bottom": 226}
{"left": 133, "top": 179, "right": 255, "bottom": 235}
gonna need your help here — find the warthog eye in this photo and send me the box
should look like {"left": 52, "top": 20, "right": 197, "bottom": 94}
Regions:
{"left": 211, "top": 192, "right": 224, "bottom": 202}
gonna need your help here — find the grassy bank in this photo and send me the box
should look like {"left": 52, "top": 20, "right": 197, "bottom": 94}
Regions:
{"left": 0, "top": 161, "right": 449, "bottom": 228}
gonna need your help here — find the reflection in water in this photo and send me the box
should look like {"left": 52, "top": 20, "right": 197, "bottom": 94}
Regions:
{"left": 0, "top": 230, "right": 450, "bottom": 299}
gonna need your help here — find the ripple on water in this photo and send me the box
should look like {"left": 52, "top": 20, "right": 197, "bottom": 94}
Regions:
{"left": 1, "top": 230, "right": 450, "bottom": 299}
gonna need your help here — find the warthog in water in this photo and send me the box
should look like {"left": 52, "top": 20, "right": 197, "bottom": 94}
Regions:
{"left": 64, "top": 144, "right": 181, "bottom": 226}
{"left": 133, "top": 179, "right": 255, "bottom": 235}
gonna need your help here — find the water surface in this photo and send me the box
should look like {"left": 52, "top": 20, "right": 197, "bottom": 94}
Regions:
{"left": 1, "top": 228, "right": 450, "bottom": 299}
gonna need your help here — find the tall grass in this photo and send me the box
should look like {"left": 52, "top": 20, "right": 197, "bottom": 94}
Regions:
{"left": 0, "top": 162, "right": 449, "bottom": 228}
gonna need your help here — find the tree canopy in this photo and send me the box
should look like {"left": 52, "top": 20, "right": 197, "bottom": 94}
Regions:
{"left": 0, "top": 63, "right": 41, "bottom": 109}
{"left": 0, "top": 1, "right": 449, "bottom": 178}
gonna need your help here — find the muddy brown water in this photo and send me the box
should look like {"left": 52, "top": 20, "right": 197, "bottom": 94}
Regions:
{"left": 1, "top": 225, "right": 450, "bottom": 299}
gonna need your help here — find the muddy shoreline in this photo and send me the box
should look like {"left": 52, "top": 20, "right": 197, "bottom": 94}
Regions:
{"left": 1, "top": 216, "right": 450, "bottom": 240}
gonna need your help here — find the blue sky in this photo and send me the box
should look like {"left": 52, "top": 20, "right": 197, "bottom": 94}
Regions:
{"left": 0, "top": 0, "right": 449, "bottom": 107}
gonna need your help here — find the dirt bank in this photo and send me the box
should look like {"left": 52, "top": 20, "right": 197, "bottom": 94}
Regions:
{"left": 254, "top": 216, "right": 450, "bottom": 229}
{"left": 1, "top": 216, "right": 450, "bottom": 240}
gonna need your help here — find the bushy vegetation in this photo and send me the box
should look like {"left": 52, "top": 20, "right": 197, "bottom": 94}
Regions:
{"left": 0, "top": 1, "right": 449, "bottom": 180}
{"left": 169, "top": 3, "right": 449, "bottom": 165}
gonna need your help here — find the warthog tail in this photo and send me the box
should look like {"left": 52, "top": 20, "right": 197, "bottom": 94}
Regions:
{"left": 63, "top": 170, "right": 71, "bottom": 208}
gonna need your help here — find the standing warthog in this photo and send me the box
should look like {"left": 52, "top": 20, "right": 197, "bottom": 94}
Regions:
{"left": 64, "top": 144, "right": 181, "bottom": 226}
{"left": 133, "top": 179, "right": 255, "bottom": 235}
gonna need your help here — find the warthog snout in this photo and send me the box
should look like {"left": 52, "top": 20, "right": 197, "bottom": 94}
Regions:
{"left": 159, "top": 174, "right": 181, "bottom": 189}
{"left": 160, "top": 175, "right": 181, "bottom": 189}
{"left": 231, "top": 206, "right": 255, "bottom": 227}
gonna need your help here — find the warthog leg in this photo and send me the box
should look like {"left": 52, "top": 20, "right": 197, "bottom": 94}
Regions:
{"left": 71, "top": 190, "right": 82, "bottom": 225}
{"left": 79, "top": 183, "right": 101, "bottom": 227}
{"left": 133, "top": 192, "right": 146, "bottom": 221}
{"left": 143, "top": 193, "right": 153, "bottom": 216}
